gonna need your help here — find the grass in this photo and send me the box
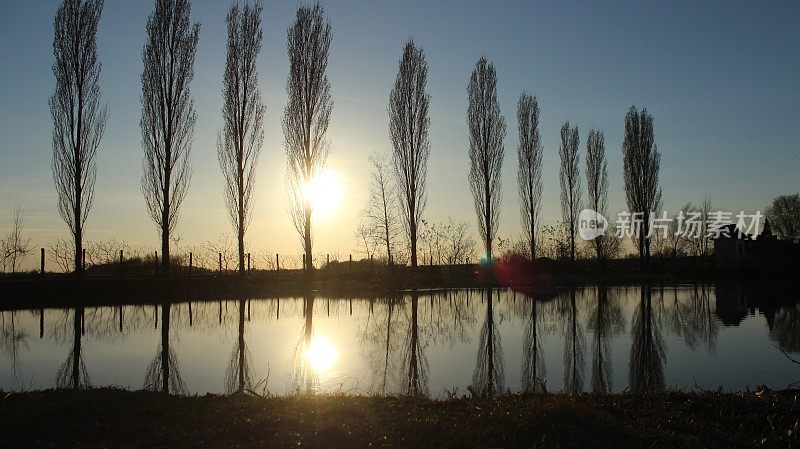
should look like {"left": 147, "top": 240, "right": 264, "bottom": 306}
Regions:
{"left": 2, "top": 388, "right": 798, "bottom": 448}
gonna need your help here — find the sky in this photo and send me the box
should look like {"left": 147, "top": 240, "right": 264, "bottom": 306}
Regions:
{"left": 1, "top": 0, "right": 799, "bottom": 269}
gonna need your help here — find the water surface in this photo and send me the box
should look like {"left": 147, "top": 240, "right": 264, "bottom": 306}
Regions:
{"left": 2, "top": 284, "right": 798, "bottom": 396}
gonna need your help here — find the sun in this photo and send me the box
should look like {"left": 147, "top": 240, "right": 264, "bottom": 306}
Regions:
{"left": 305, "top": 169, "right": 344, "bottom": 220}
{"left": 305, "top": 335, "right": 338, "bottom": 373}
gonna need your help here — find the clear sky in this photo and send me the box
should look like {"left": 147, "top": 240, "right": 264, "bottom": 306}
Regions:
{"left": 1, "top": 0, "right": 799, "bottom": 268}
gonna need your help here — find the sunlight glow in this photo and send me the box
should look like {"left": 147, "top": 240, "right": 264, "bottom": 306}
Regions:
{"left": 305, "top": 334, "right": 338, "bottom": 373}
{"left": 306, "top": 169, "right": 344, "bottom": 221}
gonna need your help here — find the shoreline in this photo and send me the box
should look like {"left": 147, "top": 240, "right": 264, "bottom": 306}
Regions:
{"left": 2, "top": 388, "right": 797, "bottom": 448}
{"left": 0, "top": 262, "right": 796, "bottom": 310}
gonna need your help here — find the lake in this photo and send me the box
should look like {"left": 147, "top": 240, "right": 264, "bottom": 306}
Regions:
{"left": 1, "top": 284, "right": 798, "bottom": 396}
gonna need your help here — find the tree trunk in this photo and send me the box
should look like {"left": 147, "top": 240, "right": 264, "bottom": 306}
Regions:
{"left": 238, "top": 226, "right": 245, "bottom": 276}
{"left": 410, "top": 223, "right": 418, "bottom": 267}
{"left": 304, "top": 207, "right": 313, "bottom": 272}
{"left": 530, "top": 217, "right": 536, "bottom": 261}
{"left": 161, "top": 303, "right": 170, "bottom": 393}
{"left": 238, "top": 300, "right": 245, "bottom": 391}
{"left": 72, "top": 307, "right": 82, "bottom": 389}
{"left": 161, "top": 219, "right": 170, "bottom": 276}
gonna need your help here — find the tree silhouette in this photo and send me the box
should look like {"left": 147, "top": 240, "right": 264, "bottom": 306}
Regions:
{"left": 585, "top": 129, "right": 609, "bottom": 262}
{"left": 56, "top": 307, "right": 90, "bottom": 389}
{"left": 622, "top": 106, "right": 662, "bottom": 269}
{"left": 50, "top": 0, "right": 107, "bottom": 276}
{"left": 1, "top": 204, "right": 33, "bottom": 273}
{"left": 140, "top": 0, "right": 199, "bottom": 275}
{"left": 218, "top": 2, "right": 265, "bottom": 275}
{"left": 629, "top": 285, "right": 666, "bottom": 392}
{"left": 558, "top": 123, "right": 580, "bottom": 261}
{"left": 143, "top": 302, "right": 187, "bottom": 394}
{"left": 561, "top": 289, "right": 584, "bottom": 393}
{"left": 467, "top": 57, "right": 506, "bottom": 262}
{"left": 765, "top": 194, "right": 800, "bottom": 242}
{"left": 364, "top": 152, "right": 400, "bottom": 263}
{"left": 587, "top": 286, "right": 625, "bottom": 392}
{"left": 472, "top": 288, "right": 505, "bottom": 396}
{"left": 283, "top": 3, "right": 333, "bottom": 273}
{"left": 521, "top": 297, "right": 546, "bottom": 393}
{"left": 389, "top": 40, "right": 430, "bottom": 268}
{"left": 401, "top": 291, "right": 428, "bottom": 395}
{"left": 516, "top": 92, "right": 543, "bottom": 260}
{"left": 225, "top": 299, "right": 254, "bottom": 394}
{"left": 288, "top": 295, "right": 319, "bottom": 394}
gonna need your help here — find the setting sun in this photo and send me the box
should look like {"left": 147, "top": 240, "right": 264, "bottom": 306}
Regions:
{"left": 305, "top": 334, "right": 338, "bottom": 373}
{"left": 305, "top": 169, "right": 344, "bottom": 221}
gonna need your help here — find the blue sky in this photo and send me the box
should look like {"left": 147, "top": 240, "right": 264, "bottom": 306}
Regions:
{"left": 1, "top": 0, "right": 798, "bottom": 266}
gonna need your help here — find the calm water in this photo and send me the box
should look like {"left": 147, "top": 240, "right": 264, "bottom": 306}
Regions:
{"left": 1, "top": 284, "right": 798, "bottom": 396}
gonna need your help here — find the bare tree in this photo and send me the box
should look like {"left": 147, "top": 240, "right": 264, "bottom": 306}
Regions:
{"left": 440, "top": 217, "right": 475, "bottom": 264}
{"left": 354, "top": 222, "right": 378, "bottom": 260}
{"left": 48, "top": 238, "right": 74, "bottom": 272}
{"left": 585, "top": 128, "right": 608, "bottom": 262}
{"left": 559, "top": 122, "right": 580, "bottom": 261}
{"left": 364, "top": 152, "right": 400, "bottom": 264}
{"left": 390, "top": 40, "right": 430, "bottom": 268}
{"left": 50, "top": 0, "right": 107, "bottom": 276}
{"left": 218, "top": 2, "right": 265, "bottom": 275}
{"left": 699, "top": 196, "right": 712, "bottom": 256}
{"left": 283, "top": 3, "right": 333, "bottom": 273}
{"left": 467, "top": 57, "right": 506, "bottom": 262}
{"left": 140, "top": 0, "right": 200, "bottom": 275}
{"left": 622, "top": 106, "right": 662, "bottom": 269}
{"left": 517, "top": 92, "right": 543, "bottom": 261}
{"left": 766, "top": 194, "right": 800, "bottom": 242}
{"left": 665, "top": 202, "right": 697, "bottom": 257}
{"left": 1, "top": 204, "right": 33, "bottom": 273}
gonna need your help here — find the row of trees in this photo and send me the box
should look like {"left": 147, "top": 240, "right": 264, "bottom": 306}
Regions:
{"left": 50, "top": 0, "right": 305, "bottom": 276}
{"left": 45, "top": 0, "right": 797, "bottom": 278}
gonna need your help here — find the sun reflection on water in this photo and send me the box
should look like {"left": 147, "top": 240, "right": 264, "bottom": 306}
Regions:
{"left": 305, "top": 334, "right": 338, "bottom": 374}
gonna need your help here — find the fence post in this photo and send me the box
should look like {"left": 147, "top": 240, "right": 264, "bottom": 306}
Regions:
{"left": 349, "top": 254, "right": 352, "bottom": 272}
{"left": 276, "top": 253, "right": 279, "bottom": 272}
{"left": 430, "top": 255, "right": 433, "bottom": 266}
{"left": 302, "top": 254, "right": 305, "bottom": 270}
{"left": 247, "top": 253, "right": 251, "bottom": 274}
{"left": 40, "top": 248, "right": 45, "bottom": 277}
{"left": 326, "top": 254, "right": 329, "bottom": 268}
{"left": 189, "top": 252, "right": 193, "bottom": 276}
{"left": 82, "top": 248, "right": 86, "bottom": 272}
{"left": 218, "top": 252, "right": 222, "bottom": 274}
{"left": 155, "top": 251, "right": 159, "bottom": 276}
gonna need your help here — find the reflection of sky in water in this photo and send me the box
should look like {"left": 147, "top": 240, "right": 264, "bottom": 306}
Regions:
{"left": 1, "top": 285, "right": 798, "bottom": 396}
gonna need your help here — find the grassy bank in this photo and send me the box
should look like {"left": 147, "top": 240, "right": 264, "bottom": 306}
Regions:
{"left": 2, "top": 388, "right": 798, "bottom": 448}
{"left": 0, "top": 257, "right": 732, "bottom": 309}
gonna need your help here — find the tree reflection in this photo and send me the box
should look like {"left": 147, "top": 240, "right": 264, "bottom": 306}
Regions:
{"left": 561, "top": 289, "right": 584, "bottom": 394}
{"left": 768, "top": 304, "right": 800, "bottom": 353}
{"left": 669, "top": 284, "right": 718, "bottom": 352}
{"left": 143, "top": 302, "right": 186, "bottom": 394}
{"left": 629, "top": 285, "right": 665, "bottom": 392}
{"left": 472, "top": 288, "right": 505, "bottom": 396}
{"left": 521, "top": 295, "right": 546, "bottom": 393}
{"left": 2, "top": 311, "right": 29, "bottom": 385}
{"left": 401, "top": 290, "right": 428, "bottom": 396}
{"left": 361, "top": 296, "right": 403, "bottom": 395}
{"left": 288, "top": 295, "right": 318, "bottom": 394}
{"left": 56, "top": 307, "right": 90, "bottom": 389}
{"left": 587, "top": 286, "right": 624, "bottom": 393}
{"left": 225, "top": 299, "right": 254, "bottom": 395}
